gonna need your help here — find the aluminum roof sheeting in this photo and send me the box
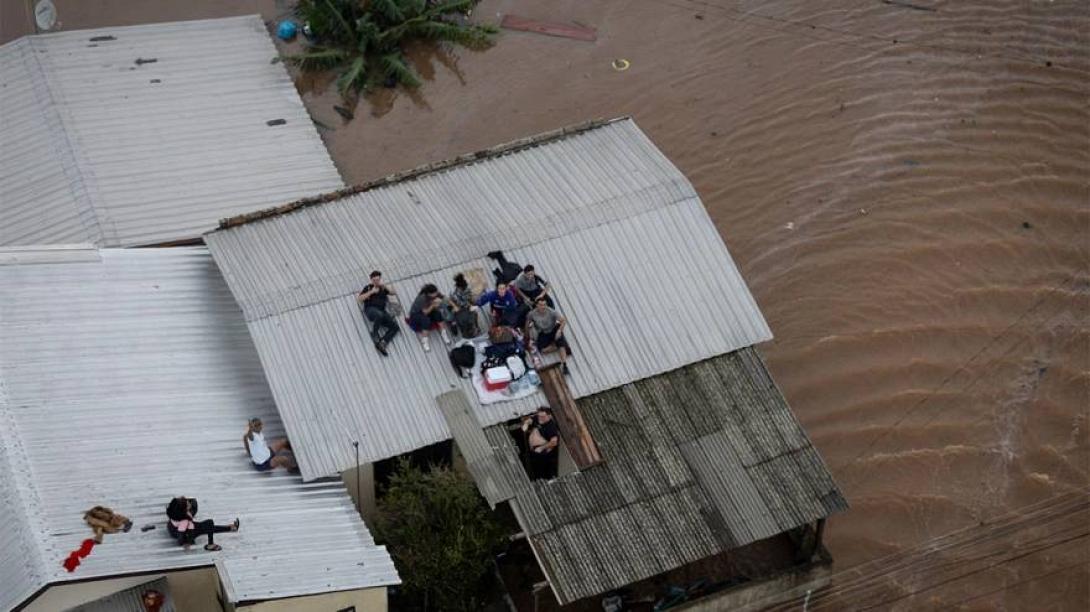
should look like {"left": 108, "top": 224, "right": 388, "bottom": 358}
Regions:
{"left": 206, "top": 119, "right": 772, "bottom": 480}
{"left": 0, "top": 247, "right": 396, "bottom": 612}
{"left": 0, "top": 16, "right": 343, "bottom": 248}
{"left": 218, "top": 548, "right": 398, "bottom": 603}
{"left": 69, "top": 577, "right": 175, "bottom": 612}
{"left": 458, "top": 349, "right": 846, "bottom": 604}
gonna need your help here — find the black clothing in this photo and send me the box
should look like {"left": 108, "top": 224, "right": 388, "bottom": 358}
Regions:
{"left": 168, "top": 519, "right": 232, "bottom": 546}
{"left": 537, "top": 419, "right": 559, "bottom": 446}
{"left": 360, "top": 284, "right": 390, "bottom": 311}
{"left": 528, "top": 417, "right": 560, "bottom": 480}
{"left": 364, "top": 306, "right": 399, "bottom": 344}
{"left": 537, "top": 327, "right": 571, "bottom": 356}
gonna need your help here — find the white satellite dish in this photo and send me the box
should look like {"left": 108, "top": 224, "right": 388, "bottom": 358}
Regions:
{"left": 34, "top": 0, "right": 57, "bottom": 31}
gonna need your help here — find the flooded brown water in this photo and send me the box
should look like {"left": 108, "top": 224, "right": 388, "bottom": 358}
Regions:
{"left": 4, "top": 0, "right": 1088, "bottom": 609}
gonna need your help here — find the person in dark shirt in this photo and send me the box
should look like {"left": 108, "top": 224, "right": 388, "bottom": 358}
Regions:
{"left": 357, "top": 270, "right": 399, "bottom": 356}
{"left": 408, "top": 283, "right": 451, "bottom": 352}
{"left": 522, "top": 407, "right": 560, "bottom": 480}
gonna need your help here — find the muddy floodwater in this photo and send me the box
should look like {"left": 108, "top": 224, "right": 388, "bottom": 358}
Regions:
{"left": 3, "top": 0, "right": 1088, "bottom": 609}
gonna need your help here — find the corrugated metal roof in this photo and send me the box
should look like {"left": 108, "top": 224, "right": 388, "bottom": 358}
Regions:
{"left": 69, "top": 577, "right": 175, "bottom": 612}
{"left": 0, "top": 247, "right": 397, "bottom": 612}
{"left": 449, "top": 348, "right": 847, "bottom": 604}
{"left": 205, "top": 118, "right": 772, "bottom": 480}
{"left": 0, "top": 16, "right": 343, "bottom": 248}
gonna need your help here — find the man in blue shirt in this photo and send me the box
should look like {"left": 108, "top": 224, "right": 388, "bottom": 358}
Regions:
{"left": 476, "top": 281, "right": 521, "bottom": 327}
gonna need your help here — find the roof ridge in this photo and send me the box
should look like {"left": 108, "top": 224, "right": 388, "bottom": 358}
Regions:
{"left": 213, "top": 117, "right": 630, "bottom": 231}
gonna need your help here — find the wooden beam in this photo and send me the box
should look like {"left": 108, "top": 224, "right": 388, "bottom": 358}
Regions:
{"left": 538, "top": 364, "right": 602, "bottom": 468}
{"left": 500, "top": 15, "right": 598, "bottom": 42}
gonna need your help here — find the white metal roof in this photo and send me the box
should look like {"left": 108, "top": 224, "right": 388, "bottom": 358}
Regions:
{"left": 205, "top": 119, "right": 773, "bottom": 480}
{"left": 0, "top": 16, "right": 343, "bottom": 248}
{"left": 0, "top": 247, "right": 397, "bottom": 612}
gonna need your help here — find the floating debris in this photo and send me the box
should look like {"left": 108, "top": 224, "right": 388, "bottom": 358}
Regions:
{"left": 89, "top": 35, "right": 116, "bottom": 42}
{"left": 612, "top": 59, "right": 630, "bottom": 72}
{"left": 134, "top": 57, "right": 157, "bottom": 66}
{"left": 266, "top": 118, "right": 287, "bottom": 126}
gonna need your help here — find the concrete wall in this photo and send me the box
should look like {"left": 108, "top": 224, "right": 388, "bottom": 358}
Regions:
{"left": 341, "top": 463, "right": 377, "bottom": 524}
{"left": 673, "top": 559, "right": 833, "bottom": 612}
{"left": 23, "top": 567, "right": 221, "bottom": 612}
{"left": 236, "top": 588, "right": 386, "bottom": 612}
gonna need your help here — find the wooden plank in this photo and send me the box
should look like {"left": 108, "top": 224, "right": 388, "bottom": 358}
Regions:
{"left": 539, "top": 364, "right": 603, "bottom": 468}
{"left": 500, "top": 14, "right": 598, "bottom": 42}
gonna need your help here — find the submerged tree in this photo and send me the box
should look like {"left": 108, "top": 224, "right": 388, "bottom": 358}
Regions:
{"left": 289, "top": 0, "right": 498, "bottom": 101}
{"left": 374, "top": 460, "right": 508, "bottom": 611}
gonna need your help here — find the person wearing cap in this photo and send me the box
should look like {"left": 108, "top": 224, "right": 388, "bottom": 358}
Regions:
{"left": 358, "top": 270, "right": 399, "bottom": 356}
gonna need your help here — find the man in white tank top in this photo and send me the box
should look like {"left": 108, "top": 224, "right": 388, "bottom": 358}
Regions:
{"left": 243, "top": 418, "right": 296, "bottom": 472}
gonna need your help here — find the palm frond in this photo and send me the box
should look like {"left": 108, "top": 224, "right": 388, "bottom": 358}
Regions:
{"left": 423, "top": 0, "right": 475, "bottom": 18}
{"left": 370, "top": 0, "right": 405, "bottom": 23}
{"left": 397, "top": 0, "right": 428, "bottom": 20}
{"left": 286, "top": 47, "right": 351, "bottom": 70}
{"left": 405, "top": 20, "right": 496, "bottom": 49}
{"left": 336, "top": 56, "right": 368, "bottom": 96}
{"left": 379, "top": 53, "right": 422, "bottom": 88}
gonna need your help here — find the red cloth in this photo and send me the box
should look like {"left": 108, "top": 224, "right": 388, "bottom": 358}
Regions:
{"left": 62, "top": 552, "right": 80, "bottom": 572}
{"left": 77, "top": 539, "right": 95, "bottom": 558}
{"left": 62, "top": 539, "right": 95, "bottom": 571}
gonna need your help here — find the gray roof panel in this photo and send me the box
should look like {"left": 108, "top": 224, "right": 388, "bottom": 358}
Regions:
{"left": 205, "top": 118, "right": 772, "bottom": 480}
{"left": 0, "top": 16, "right": 343, "bottom": 248}
{"left": 0, "top": 247, "right": 396, "bottom": 611}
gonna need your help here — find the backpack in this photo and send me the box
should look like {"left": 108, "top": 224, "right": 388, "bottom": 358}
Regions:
{"left": 449, "top": 345, "right": 476, "bottom": 378}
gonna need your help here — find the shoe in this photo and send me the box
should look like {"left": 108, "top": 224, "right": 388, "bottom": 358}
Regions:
{"left": 375, "top": 340, "right": 388, "bottom": 356}
{"left": 420, "top": 336, "right": 431, "bottom": 352}
{"left": 440, "top": 327, "right": 452, "bottom": 344}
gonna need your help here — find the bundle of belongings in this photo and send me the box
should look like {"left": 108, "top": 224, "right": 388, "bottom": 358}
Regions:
{"left": 453, "top": 326, "right": 540, "bottom": 404}
{"left": 84, "top": 505, "right": 133, "bottom": 543}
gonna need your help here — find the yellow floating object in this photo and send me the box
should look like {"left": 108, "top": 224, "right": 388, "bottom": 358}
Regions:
{"left": 611, "top": 58, "right": 630, "bottom": 71}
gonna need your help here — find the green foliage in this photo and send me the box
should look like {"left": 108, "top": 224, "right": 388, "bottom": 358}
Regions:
{"left": 288, "top": 0, "right": 497, "bottom": 101}
{"left": 374, "top": 460, "right": 508, "bottom": 611}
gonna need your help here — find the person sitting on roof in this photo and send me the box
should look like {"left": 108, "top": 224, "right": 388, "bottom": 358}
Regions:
{"left": 165, "top": 497, "right": 239, "bottom": 552}
{"left": 512, "top": 265, "right": 554, "bottom": 308}
{"left": 522, "top": 407, "right": 560, "bottom": 480}
{"left": 357, "top": 270, "right": 399, "bottom": 356}
{"left": 477, "top": 281, "right": 520, "bottom": 327}
{"left": 409, "top": 284, "right": 452, "bottom": 352}
{"left": 244, "top": 418, "right": 296, "bottom": 472}
{"left": 446, "top": 273, "right": 480, "bottom": 338}
{"left": 525, "top": 297, "right": 571, "bottom": 375}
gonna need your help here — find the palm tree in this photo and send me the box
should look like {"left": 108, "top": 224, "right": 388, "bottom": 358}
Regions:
{"left": 289, "top": 0, "right": 498, "bottom": 101}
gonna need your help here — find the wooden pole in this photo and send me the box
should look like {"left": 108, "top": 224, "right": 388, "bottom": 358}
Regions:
{"left": 537, "top": 364, "right": 602, "bottom": 469}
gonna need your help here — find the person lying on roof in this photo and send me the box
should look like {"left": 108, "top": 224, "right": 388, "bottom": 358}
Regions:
{"left": 477, "top": 281, "right": 520, "bottom": 327}
{"left": 512, "top": 264, "right": 554, "bottom": 308}
{"left": 409, "top": 284, "right": 452, "bottom": 352}
{"left": 244, "top": 418, "right": 296, "bottom": 472}
{"left": 357, "top": 270, "right": 399, "bottom": 356}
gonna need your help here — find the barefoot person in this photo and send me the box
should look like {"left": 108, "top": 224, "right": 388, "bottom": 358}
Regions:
{"left": 243, "top": 418, "right": 296, "bottom": 472}
{"left": 165, "top": 497, "right": 239, "bottom": 551}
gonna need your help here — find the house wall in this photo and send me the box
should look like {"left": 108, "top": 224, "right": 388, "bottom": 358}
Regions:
{"left": 235, "top": 588, "right": 386, "bottom": 612}
{"left": 672, "top": 557, "right": 833, "bottom": 612}
{"left": 341, "top": 464, "right": 377, "bottom": 524}
{"left": 22, "top": 567, "right": 220, "bottom": 612}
